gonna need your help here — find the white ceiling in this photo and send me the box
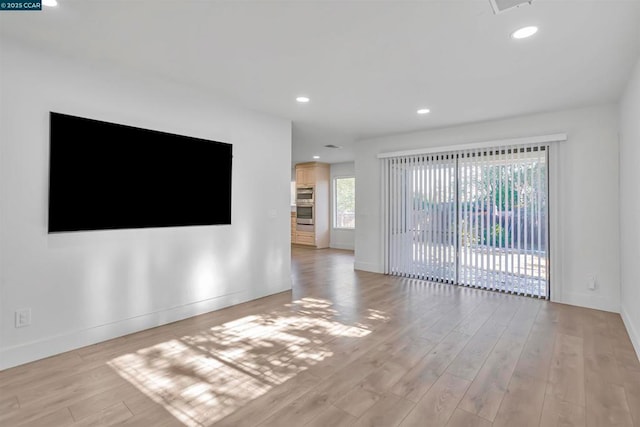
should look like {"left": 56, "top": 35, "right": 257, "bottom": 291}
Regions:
{"left": 2, "top": 0, "right": 640, "bottom": 164}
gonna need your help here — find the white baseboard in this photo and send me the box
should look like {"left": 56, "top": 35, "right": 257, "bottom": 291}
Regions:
{"left": 559, "top": 291, "right": 620, "bottom": 313}
{"left": 0, "top": 284, "right": 291, "bottom": 371}
{"left": 329, "top": 242, "right": 355, "bottom": 251}
{"left": 354, "top": 261, "right": 383, "bottom": 274}
{"left": 621, "top": 305, "right": 640, "bottom": 363}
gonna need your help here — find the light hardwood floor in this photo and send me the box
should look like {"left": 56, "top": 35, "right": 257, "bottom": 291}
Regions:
{"left": 1, "top": 247, "right": 639, "bottom": 426}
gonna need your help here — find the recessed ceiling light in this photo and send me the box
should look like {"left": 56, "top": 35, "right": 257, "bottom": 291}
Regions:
{"left": 296, "top": 96, "right": 310, "bottom": 103}
{"left": 511, "top": 26, "right": 538, "bottom": 39}
{"left": 417, "top": 108, "right": 431, "bottom": 115}
{"left": 43, "top": 0, "right": 57, "bottom": 6}
{"left": 313, "top": 155, "right": 320, "bottom": 159}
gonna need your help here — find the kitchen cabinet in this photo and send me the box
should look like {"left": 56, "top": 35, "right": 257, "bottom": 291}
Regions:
{"left": 291, "top": 211, "right": 296, "bottom": 242}
{"left": 295, "top": 165, "right": 316, "bottom": 187}
{"left": 294, "top": 162, "right": 330, "bottom": 248}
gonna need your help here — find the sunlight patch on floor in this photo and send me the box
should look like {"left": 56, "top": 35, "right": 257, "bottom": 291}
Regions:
{"left": 108, "top": 297, "right": 381, "bottom": 426}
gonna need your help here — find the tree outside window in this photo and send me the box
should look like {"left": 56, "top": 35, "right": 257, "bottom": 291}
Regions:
{"left": 334, "top": 177, "right": 355, "bottom": 229}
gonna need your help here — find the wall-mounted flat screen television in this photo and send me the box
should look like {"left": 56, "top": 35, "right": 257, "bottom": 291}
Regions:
{"left": 48, "top": 112, "right": 232, "bottom": 233}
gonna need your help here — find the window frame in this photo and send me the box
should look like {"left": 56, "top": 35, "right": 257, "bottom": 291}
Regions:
{"left": 333, "top": 175, "right": 355, "bottom": 230}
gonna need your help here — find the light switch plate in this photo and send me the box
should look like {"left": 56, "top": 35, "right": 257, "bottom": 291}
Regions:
{"left": 15, "top": 308, "right": 31, "bottom": 328}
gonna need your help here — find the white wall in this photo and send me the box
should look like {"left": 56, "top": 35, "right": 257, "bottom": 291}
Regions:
{"left": 355, "top": 104, "right": 620, "bottom": 313}
{"left": 620, "top": 56, "right": 640, "bottom": 358}
{"left": 0, "top": 40, "right": 292, "bottom": 370}
{"left": 330, "top": 162, "right": 355, "bottom": 250}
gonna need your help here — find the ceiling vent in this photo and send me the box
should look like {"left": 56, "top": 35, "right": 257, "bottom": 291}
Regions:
{"left": 489, "top": 0, "right": 533, "bottom": 14}
{"left": 324, "top": 144, "right": 342, "bottom": 149}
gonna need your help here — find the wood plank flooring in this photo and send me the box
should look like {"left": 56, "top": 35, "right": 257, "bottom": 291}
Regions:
{"left": 1, "top": 247, "right": 639, "bottom": 426}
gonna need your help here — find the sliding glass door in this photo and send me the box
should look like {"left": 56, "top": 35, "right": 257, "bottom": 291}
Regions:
{"left": 383, "top": 144, "right": 549, "bottom": 298}
{"left": 386, "top": 154, "right": 456, "bottom": 283}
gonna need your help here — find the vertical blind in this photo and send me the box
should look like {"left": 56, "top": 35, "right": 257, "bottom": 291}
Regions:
{"left": 383, "top": 144, "right": 549, "bottom": 298}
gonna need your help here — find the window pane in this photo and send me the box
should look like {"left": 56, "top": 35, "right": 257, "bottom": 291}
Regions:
{"left": 335, "top": 177, "right": 355, "bottom": 228}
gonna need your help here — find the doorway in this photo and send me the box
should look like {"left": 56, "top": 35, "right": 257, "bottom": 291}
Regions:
{"left": 383, "top": 144, "right": 549, "bottom": 298}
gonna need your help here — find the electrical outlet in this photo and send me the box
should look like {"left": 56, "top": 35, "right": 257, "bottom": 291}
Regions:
{"left": 15, "top": 308, "right": 31, "bottom": 328}
{"left": 588, "top": 276, "right": 597, "bottom": 291}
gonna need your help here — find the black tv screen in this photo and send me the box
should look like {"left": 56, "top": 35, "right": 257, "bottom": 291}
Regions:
{"left": 48, "top": 112, "right": 232, "bottom": 232}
